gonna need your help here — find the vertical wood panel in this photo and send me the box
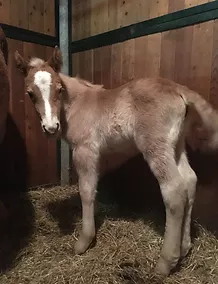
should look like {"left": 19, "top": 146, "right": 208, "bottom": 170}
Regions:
{"left": 10, "top": 0, "right": 29, "bottom": 29}
{"left": 93, "top": 48, "right": 102, "bottom": 84}
{"left": 101, "top": 46, "right": 112, "bottom": 88}
{"left": 168, "top": 0, "right": 184, "bottom": 13}
{"left": 160, "top": 30, "right": 177, "bottom": 81}
{"left": 210, "top": 20, "right": 218, "bottom": 109}
{"left": 149, "top": 0, "right": 169, "bottom": 19}
{"left": 78, "top": 51, "right": 85, "bottom": 78}
{"left": 84, "top": 0, "right": 91, "bottom": 38}
{"left": 8, "top": 40, "right": 26, "bottom": 139}
{"left": 134, "top": 37, "right": 147, "bottom": 78}
{"left": 189, "top": 21, "right": 213, "bottom": 99}
{"left": 72, "top": 0, "right": 81, "bottom": 41}
{"left": 28, "top": 0, "right": 44, "bottom": 34}
{"left": 185, "top": 0, "right": 211, "bottom": 8}
{"left": 72, "top": 0, "right": 214, "bottom": 40}
{"left": 0, "top": 0, "right": 10, "bottom": 24}
{"left": 122, "top": 39, "right": 135, "bottom": 84}
{"left": 44, "top": 0, "right": 55, "bottom": 36}
{"left": 84, "top": 50, "right": 94, "bottom": 82}
{"left": 108, "top": 0, "right": 119, "bottom": 31}
{"left": 91, "top": 0, "right": 108, "bottom": 36}
{"left": 120, "top": 0, "right": 137, "bottom": 28}
{"left": 1, "top": 0, "right": 55, "bottom": 35}
{"left": 111, "top": 43, "right": 122, "bottom": 88}
{"left": 136, "top": 0, "right": 151, "bottom": 23}
{"left": 146, "top": 33, "right": 161, "bottom": 77}
{"left": 72, "top": 53, "right": 80, "bottom": 77}
{"left": 174, "top": 26, "right": 193, "bottom": 86}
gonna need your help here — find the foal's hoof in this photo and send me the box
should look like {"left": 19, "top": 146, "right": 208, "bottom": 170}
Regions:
{"left": 74, "top": 236, "right": 94, "bottom": 255}
{"left": 154, "top": 258, "right": 171, "bottom": 277}
{"left": 181, "top": 242, "right": 192, "bottom": 258}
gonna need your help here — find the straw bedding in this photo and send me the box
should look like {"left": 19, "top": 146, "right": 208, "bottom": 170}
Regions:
{"left": 0, "top": 181, "right": 218, "bottom": 284}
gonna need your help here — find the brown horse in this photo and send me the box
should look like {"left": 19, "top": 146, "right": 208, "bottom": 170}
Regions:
{"left": 0, "top": 27, "right": 10, "bottom": 219}
{"left": 14, "top": 46, "right": 218, "bottom": 277}
{"left": 0, "top": 27, "right": 9, "bottom": 144}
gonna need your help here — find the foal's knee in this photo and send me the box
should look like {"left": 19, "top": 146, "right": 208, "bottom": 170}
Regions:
{"left": 161, "top": 177, "right": 186, "bottom": 216}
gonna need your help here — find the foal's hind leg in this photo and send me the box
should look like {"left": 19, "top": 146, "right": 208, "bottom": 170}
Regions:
{"left": 178, "top": 151, "right": 197, "bottom": 258}
{"left": 143, "top": 148, "right": 186, "bottom": 276}
{"left": 73, "top": 145, "right": 99, "bottom": 255}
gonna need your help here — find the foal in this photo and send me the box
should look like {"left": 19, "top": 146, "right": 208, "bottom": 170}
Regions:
{"left": 14, "top": 46, "right": 218, "bottom": 276}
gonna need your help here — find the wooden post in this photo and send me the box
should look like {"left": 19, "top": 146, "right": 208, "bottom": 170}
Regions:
{"left": 59, "top": 0, "right": 71, "bottom": 185}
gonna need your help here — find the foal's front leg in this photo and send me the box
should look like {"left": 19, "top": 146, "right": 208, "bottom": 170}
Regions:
{"left": 73, "top": 145, "right": 99, "bottom": 255}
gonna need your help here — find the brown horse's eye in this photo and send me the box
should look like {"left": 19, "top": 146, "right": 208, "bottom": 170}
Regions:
{"left": 27, "top": 91, "right": 34, "bottom": 100}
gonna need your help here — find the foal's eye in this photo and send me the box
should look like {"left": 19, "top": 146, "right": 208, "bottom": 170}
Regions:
{"left": 59, "top": 87, "right": 65, "bottom": 93}
{"left": 27, "top": 91, "right": 34, "bottom": 100}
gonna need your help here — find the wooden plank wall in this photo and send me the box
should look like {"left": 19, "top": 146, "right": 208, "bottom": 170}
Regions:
{"left": 72, "top": 0, "right": 215, "bottom": 40}
{"left": 0, "top": 1, "right": 58, "bottom": 189}
{"left": 72, "top": 20, "right": 216, "bottom": 101}
{"left": 0, "top": 0, "right": 55, "bottom": 36}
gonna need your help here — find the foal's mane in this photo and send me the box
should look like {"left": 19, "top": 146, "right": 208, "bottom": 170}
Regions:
{"left": 75, "top": 75, "right": 103, "bottom": 90}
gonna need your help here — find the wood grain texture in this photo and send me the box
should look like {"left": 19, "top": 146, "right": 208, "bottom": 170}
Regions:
{"left": 1, "top": 0, "right": 55, "bottom": 35}
{"left": 10, "top": 0, "right": 28, "bottom": 29}
{"left": 189, "top": 21, "right": 213, "bottom": 99}
{"left": 111, "top": 43, "right": 122, "bottom": 88}
{"left": 72, "top": 0, "right": 214, "bottom": 40}
{"left": 121, "top": 39, "right": 135, "bottom": 84}
{"left": 8, "top": 39, "right": 26, "bottom": 139}
{"left": 210, "top": 19, "right": 218, "bottom": 109}
{"left": 72, "top": 53, "right": 80, "bottom": 77}
{"left": 93, "top": 47, "right": 102, "bottom": 84}
{"left": 146, "top": 33, "right": 161, "bottom": 77}
{"left": 0, "top": 0, "right": 10, "bottom": 25}
{"left": 84, "top": 50, "right": 94, "bottom": 82}
{"left": 44, "top": 0, "right": 55, "bottom": 36}
{"left": 101, "top": 46, "right": 111, "bottom": 88}
{"left": 160, "top": 30, "right": 177, "bottom": 81}
{"left": 71, "top": 20, "right": 215, "bottom": 98}
{"left": 174, "top": 26, "right": 193, "bottom": 86}
{"left": 28, "top": 0, "right": 44, "bottom": 35}
{"left": 134, "top": 36, "right": 147, "bottom": 78}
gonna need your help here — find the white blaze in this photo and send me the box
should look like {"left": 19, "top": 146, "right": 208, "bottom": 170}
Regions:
{"left": 34, "top": 71, "right": 59, "bottom": 130}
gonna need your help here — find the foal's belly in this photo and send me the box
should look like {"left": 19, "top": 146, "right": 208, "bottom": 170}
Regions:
{"left": 99, "top": 140, "right": 139, "bottom": 176}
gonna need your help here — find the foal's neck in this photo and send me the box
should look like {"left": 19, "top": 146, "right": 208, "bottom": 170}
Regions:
{"left": 59, "top": 73, "right": 104, "bottom": 104}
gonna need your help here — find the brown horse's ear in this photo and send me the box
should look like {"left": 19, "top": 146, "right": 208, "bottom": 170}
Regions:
{"left": 14, "top": 50, "right": 28, "bottom": 76}
{"left": 47, "top": 45, "right": 63, "bottom": 73}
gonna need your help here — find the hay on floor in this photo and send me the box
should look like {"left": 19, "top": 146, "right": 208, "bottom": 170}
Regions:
{"left": 0, "top": 185, "right": 218, "bottom": 284}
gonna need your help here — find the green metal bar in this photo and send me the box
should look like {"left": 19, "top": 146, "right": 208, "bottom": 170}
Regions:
{"left": 71, "top": 1, "right": 218, "bottom": 53}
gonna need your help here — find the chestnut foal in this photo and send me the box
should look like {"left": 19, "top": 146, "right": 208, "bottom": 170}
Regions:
{"left": 14, "top": 46, "right": 218, "bottom": 277}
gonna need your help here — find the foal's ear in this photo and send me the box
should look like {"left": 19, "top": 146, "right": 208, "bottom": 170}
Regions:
{"left": 14, "top": 50, "right": 28, "bottom": 76}
{"left": 47, "top": 46, "right": 63, "bottom": 73}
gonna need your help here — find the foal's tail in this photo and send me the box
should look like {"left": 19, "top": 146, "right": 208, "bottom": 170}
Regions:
{"left": 182, "top": 89, "right": 218, "bottom": 152}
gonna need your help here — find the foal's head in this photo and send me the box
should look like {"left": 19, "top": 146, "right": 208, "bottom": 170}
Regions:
{"left": 14, "top": 46, "right": 64, "bottom": 135}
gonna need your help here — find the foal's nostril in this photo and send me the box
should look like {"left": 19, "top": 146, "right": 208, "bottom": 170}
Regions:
{"left": 56, "top": 122, "right": 60, "bottom": 130}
